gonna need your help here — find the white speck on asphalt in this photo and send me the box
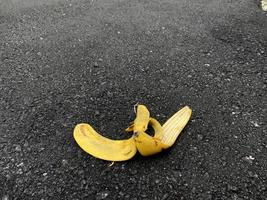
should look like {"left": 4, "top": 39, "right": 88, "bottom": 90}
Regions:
{"left": 2, "top": 195, "right": 9, "bottom": 200}
{"left": 243, "top": 155, "right": 255, "bottom": 164}
{"left": 15, "top": 145, "right": 22, "bottom": 152}
{"left": 17, "top": 168, "right": 23, "bottom": 174}
{"left": 250, "top": 121, "right": 260, "bottom": 127}
{"left": 17, "top": 162, "right": 24, "bottom": 167}
{"left": 62, "top": 159, "right": 68, "bottom": 166}
{"left": 96, "top": 191, "right": 110, "bottom": 200}
{"left": 246, "top": 156, "right": 255, "bottom": 160}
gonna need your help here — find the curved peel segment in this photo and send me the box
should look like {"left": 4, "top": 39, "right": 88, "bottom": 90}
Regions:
{"left": 131, "top": 105, "right": 192, "bottom": 156}
{"left": 134, "top": 131, "right": 166, "bottom": 156}
{"left": 134, "top": 117, "right": 168, "bottom": 156}
{"left": 73, "top": 123, "right": 137, "bottom": 161}
{"left": 133, "top": 105, "right": 150, "bottom": 132}
{"left": 161, "top": 106, "right": 192, "bottom": 147}
{"left": 149, "top": 117, "right": 164, "bottom": 139}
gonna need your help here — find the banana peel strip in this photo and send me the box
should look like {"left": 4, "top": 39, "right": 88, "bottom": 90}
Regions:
{"left": 73, "top": 105, "right": 192, "bottom": 161}
{"left": 130, "top": 105, "right": 191, "bottom": 156}
{"left": 73, "top": 124, "right": 137, "bottom": 161}
{"left": 161, "top": 106, "right": 192, "bottom": 147}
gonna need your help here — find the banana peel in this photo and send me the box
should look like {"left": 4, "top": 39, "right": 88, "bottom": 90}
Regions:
{"left": 73, "top": 105, "right": 192, "bottom": 161}
{"left": 74, "top": 123, "right": 137, "bottom": 161}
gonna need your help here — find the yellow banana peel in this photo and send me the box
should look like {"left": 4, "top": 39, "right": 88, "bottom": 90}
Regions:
{"left": 73, "top": 105, "right": 192, "bottom": 161}
{"left": 73, "top": 123, "right": 137, "bottom": 161}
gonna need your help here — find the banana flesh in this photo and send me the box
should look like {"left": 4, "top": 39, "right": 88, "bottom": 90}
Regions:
{"left": 73, "top": 105, "right": 192, "bottom": 161}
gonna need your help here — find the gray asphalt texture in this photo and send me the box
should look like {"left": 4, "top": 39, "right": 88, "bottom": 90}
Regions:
{"left": 1, "top": 0, "right": 267, "bottom": 199}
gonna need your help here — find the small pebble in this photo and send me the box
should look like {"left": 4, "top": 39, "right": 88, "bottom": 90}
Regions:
{"left": 118, "top": 191, "right": 124, "bottom": 197}
{"left": 2, "top": 195, "right": 8, "bottom": 200}
{"left": 62, "top": 159, "right": 68, "bottom": 166}
{"left": 93, "top": 62, "right": 99, "bottom": 67}
{"left": 250, "top": 121, "right": 260, "bottom": 127}
{"left": 243, "top": 155, "right": 255, "bottom": 164}
{"left": 17, "top": 169, "right": 23, "bottom": 174}
{"left": 107, "top": 91, "right": 113, "bottom": 98}
{"left": 227, "top": 184, "right": 238, "bottom": 191}
{"left": 130, "top": 169, "right": 137, "bottom": 175}
{"left": 173, "top": 170, "right": 182, "bottom": 178}
{"left": 197, "top": 134, "right": 203, "bottom": 141}
{"left": 95, "top": 191, "right": 110, "bottom": 200}
{"left": 15, "top": 145, "right": 22, "bottom": 152}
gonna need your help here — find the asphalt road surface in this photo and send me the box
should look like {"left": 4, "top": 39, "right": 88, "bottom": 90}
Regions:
{"left": 0, "top": 0, "right": 267, "bottom": 199}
